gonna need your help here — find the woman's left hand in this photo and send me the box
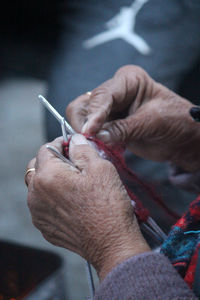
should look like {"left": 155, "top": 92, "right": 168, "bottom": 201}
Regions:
{"left": 26, "top": 134, "right": 150, "bottom": 280}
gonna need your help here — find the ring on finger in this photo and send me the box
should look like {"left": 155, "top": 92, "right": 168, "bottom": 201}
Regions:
{"left": 24, "top": 168, "right": 35, "bottom": 185}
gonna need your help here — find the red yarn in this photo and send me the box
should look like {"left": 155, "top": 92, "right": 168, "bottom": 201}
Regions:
{"left": 63, "top": 135, "right": 179, "bottom": 223}
{"left": 184, "top": 244, "right": 200, "bottom": 288}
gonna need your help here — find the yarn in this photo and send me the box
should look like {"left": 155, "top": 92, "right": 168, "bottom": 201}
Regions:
{"left": 184, "top": 230, "right": 200, "bottom": 235}
{"left": 161, "top": 196, "right": 200, "bottom": 292}
{"left": 63, "top": 135, "right": 179, "bottom": 223}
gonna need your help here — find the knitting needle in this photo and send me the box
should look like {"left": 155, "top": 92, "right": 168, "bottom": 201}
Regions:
{"left": 38, "top": 95, "right": 75, "bottom": 135}
{"left": 85, "top": 261, "right": 95, "bottom": 297}
{"left": 131, "top": 200, "right": 166, "bottom": 242}
{"left": 46, "top": 145, "right": 76, "bottom": 168}
{"left": 61, "top": 117, "right": 69, "bottom": 143}
{"left": 46, "top": 143, "right": 95, "bottom": 296}
{"left": 38, "top": 95, "right": 103, "bottom": 158}
{"left": 147, "top": 217, "right": 167, "bottom": 241}
{"left": 44, "top": 97, "right": 165, "bottom": 242}
{"left": 140, "top": 223, "right": 162, "bottom": 243}
{"left": 39, "top": 95, "right": 163, "bottom": 285}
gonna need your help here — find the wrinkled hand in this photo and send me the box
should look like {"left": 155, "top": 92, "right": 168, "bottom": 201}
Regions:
{"left": 26, "top": 134, "right": 150, "bottom": 280}
{"left": 66, "top": 65, "right": 200, "bottom": 172}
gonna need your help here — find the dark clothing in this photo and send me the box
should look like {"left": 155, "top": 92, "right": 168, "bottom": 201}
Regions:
{"left": 46, "top": 0, "right": 200, "bottom": 140}
{"left": 94, "top": 172, "right": 200, "bottom": 299}
{"left": 45, "top": 4, "right": 200, "bottom": 296}
{"left": 94, "top": 253, "right": 197, "bottom": 299}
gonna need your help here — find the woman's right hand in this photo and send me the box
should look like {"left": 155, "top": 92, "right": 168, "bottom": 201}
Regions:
{"left": 66, "top": 65, "right": 200, "bottom": 172}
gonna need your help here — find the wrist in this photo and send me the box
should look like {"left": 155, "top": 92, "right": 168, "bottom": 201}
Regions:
{"left": 96, "top": 226, "right": 151, "bottom": 281}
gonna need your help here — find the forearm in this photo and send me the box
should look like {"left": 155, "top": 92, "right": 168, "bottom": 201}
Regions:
{"left": 94, "top": 252, "right": 197, "bottom": 300}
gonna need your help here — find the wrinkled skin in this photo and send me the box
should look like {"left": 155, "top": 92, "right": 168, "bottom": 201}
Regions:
{"left": 66, "top": 65, "right": 200, "bottom": 172}
{"left": 26, "top": 135, "right": 150, "bottom": 280}
{"left": 26, "top": 65, "right": 200, "bottom": 281}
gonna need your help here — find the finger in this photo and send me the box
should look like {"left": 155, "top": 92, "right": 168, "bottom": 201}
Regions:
{"left": 36, "top": 137, "right": 76, "bottom": 172}
{"left": 36, "top": 136, "right": 64, "bottom": 169}
{"left": 47, "top": 136, "right": 63, "bottom": 152}
{"left": 81, "top": 66, "right": 145, "bottom": 135}
{"left": 69, "top": 134, "right": 101, "bottom": 171}
{"left": 66, "top": 94, "right": 90, "bottom": 132}
{"left": 81, "top": 79, "right": 125, "bottom": 135}
{"left": 96, "top": 110, "right": 146, "bottom": 145}
{"left": 26, "top": 158, "right": 36, "bottom": 171}
{"left": 67, "top": 74, "right": 129, "bottom": 136}
{"left": 25, "top": 158, "right": 36, "bottom": 186}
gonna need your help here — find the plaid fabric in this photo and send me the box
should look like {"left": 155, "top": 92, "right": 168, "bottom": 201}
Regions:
{"left": 161, "top": 196, "right": 200, "bottom": 292}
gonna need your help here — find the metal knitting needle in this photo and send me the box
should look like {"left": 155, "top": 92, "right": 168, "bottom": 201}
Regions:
{"left": 46, "top": 143, "right": 95, "bottom": 296}
{"left": 147, "top": 217, "right": 167, "bottom": 241}
{"left": 140, "top": 223, "right": 162, "bottom": 243}
{"left": 85, "top": 261, "right": 95, "bottom": 297}
{"left": 61, "top": 117, "right": 69, "bottom": 143}
{"left": 38, "top": 95, "right": 102, "bottom": 158}
{"left": 46, "top": 145, "right": 76, "bottom": 168}
{"left": 38, "top": 95, "right": 75, "bottom": 135}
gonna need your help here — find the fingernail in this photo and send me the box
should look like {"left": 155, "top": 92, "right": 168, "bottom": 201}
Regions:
{"left": 190, "top": 107, "right": 200, "bottom": 122}
{"left": 71, "top": 134, "right": 89, "bottom": 145}
{"left": 96, "top": 130, "right": 111, "bottom": 143}
{"left": 81, "top": 121, "right": 88, "bottom": 133}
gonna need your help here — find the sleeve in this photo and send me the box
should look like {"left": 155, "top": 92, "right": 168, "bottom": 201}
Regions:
{"left": 94, "top": 252, "right": 197, "bottom": 300}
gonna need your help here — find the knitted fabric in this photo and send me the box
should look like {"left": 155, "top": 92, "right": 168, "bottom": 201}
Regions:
{"left": 161, "top": 195, "right": 200, "bottom": 293}
{"left": 63, "top": 135, "right": 179, "bottom": 223}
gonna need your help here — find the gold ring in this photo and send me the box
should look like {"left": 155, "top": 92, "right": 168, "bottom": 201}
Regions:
{"left": 24, "top": 168, "right": 35, "bottom": 185}
{"left": 86, "top": 91, "right": 92, "bottom": 96}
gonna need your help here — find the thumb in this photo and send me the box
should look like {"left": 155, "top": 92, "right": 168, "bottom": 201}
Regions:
{"left": 96, "top": 114, "right": 144, "bottom": 145}
{"left": 69, "top": 134, "right": 100, "bottom": 171}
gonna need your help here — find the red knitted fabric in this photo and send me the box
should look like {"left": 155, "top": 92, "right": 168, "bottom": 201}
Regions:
{"left": 184, "top": 245, "right": 200, "bottom": 288}
{"left": 63, "top": 135, "right": 179, "bottom": 223}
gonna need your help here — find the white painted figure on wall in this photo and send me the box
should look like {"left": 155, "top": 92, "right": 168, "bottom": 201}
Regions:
{"left": 83, "top": 0, "right": 151, "bottom": 55}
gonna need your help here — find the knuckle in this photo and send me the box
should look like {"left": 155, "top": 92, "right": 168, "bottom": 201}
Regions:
{"left": 26, "top": 158, "right": 35, "bottom": 170}
{"left": 36, "top": 144, "right": 48, "bottom": 162}
{"left": 109, "top": 120, "right": 129, "bottom": 142}
{"left": 74, "top": 149, "right": 91, "bottom": 163}
{"left": 91, "top": 83, "right": 113, "bottom": 103}
{"left": 116, "top": 65, "right": 147, "bottom": 78}
{"left": 92, "top": 158, "right": 115, "bottom": 174}
{"left": 89, "top": 86, "right": 113, "bottom": 119}
{"left": 74, "top": 145, "right": 99, "bottom": 162}
{"left": 67, "top": 94, "right": 88, "bottom": 114}
{"left": 33, "top": 172, "right": 44, "bottom": 190}
{"left": 66, "top": 101, "right": 75, "bottom": 116}
{"left": 39, "top": 144, "right": 47, "bottom": 154}
{"left": 92, "top": 85, "right": 110, "bottom": 98}
{"left": 90, "top": 157, "right": 103, "bottom": 169}
{"left": 130, "top": 65, "right": 146, "bottom": 75}
{"left": 33, "top": 170, "right": 54, "bottom": 191}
